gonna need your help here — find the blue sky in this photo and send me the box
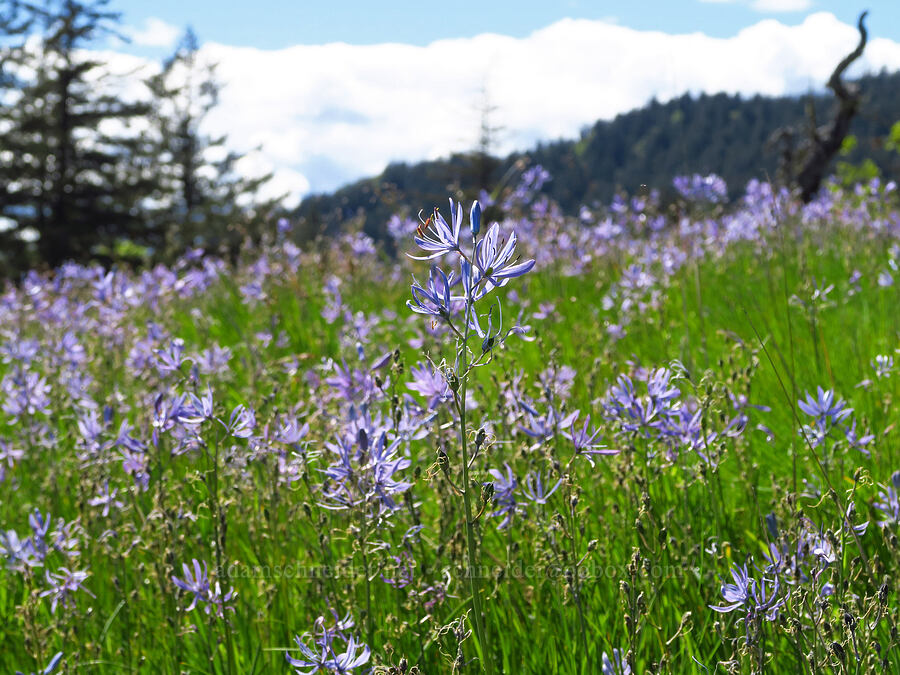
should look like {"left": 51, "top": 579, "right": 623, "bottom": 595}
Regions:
{"left": 101, "top": 2, "right": 900, "bottom": 203}
{"left": 114, "top": 1, "right": 899, "bottom": 50}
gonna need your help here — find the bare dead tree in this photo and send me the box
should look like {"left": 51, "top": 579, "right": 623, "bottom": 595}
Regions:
{"left": 795, "top": 12, "right": 868, "bottom": 202}
{"left": 787, "top": 11, "right": 869, "bottom": 202}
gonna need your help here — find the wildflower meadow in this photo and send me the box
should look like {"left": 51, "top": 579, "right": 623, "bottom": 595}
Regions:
{"left": 4, "top": 171, "right": 900, "bottom": 674}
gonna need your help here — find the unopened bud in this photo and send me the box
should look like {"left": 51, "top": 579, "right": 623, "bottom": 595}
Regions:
{"left": 470, "top": 201, "right": 482, "bottom": 236}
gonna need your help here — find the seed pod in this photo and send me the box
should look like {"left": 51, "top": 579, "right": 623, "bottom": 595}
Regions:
{"left": 830, "top": 642, "right": 845, "bottom": 661}
{"left": 437, "top": 449, "right": 451, "bottom": 478}
{"left": 636, "top": 591, "right": 646, "bottom": 614}
{"left": 475, "top": 427, "right": 487, "bottom": 448}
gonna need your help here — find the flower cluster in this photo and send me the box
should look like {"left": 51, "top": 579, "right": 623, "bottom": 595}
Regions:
{"left": 286, "top": 612, "right": 370, "bottom": 674}
{"left": 171, "top": 559, "right": 237, "bottom": 618}
{"left": 673, "top": 173, "right": 728, "bottom": 203}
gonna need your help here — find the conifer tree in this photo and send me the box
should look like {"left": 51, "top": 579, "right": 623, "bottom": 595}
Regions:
{"left": 0, "top": 0, "right": 156, "bottom": 270}
{"left": 144, "top": 28, "right": 282, "bottom": 258}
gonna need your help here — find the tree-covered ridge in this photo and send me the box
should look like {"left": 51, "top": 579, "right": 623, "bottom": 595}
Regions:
{"left": 296, "top": 70, "right": 900, "bottom": 243}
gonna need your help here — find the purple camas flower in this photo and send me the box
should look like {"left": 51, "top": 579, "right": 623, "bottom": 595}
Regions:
{"left": 0, "top": 439, "right": 24, "bottom": 482}
{"left": 798, "top": 387, "right": 852, "bottom": 429}
{"left": 0, "top": 529, "right": 41, "bottom": 571}
{"left": 406, "top": 362, "right": 452, "bottom": 410}
{"left": 407, "top": 265, "right": 455, "bottom": 318}
{"left": 88, "top": 481, "right": 124, "bottom": 517}
{"left": 709, "top": 562, "right": 784, "bottom": 632}
{"left": 0, "top": 338, "right": 40, "bottom": 365}
{"left": 226, "top": 404, "right": 256, "bottom": 439}
{"left": 646, "top": 367, "right": 680, "bottom": 404}
{"left": 194, "top": 344, "right": 232, "bottom": 375}
{"left": 710, "top": 563, "right": 752, "bottom": 613}
{"left": 39, "top": 567, "right": 93, "bottom": 613}
{"left": 154, "top": 338, "right": 188, "bottom": 375}
{"left": 606, "top": 375, "right": 653, "bottom": 429}
{"left": 537, "top": 364, "right": 576, "bottom": 400}
{"left": 504, "top": 164, "right": 551, "bottom": 209}
{"left": 171, "top": 558, "right": 236, "bottom": 618}
{"left": 762, "top": 515, "right": 839, "bottom": 586}
{"left": 119, "top": 446, "right": 150, "bottom": 491}
{"left": 325, "top": 359, "right": 385, "bottom": 406}
{"left": 487, "top": 463, "right": 519, "bottom": 530}
{"left": 601, "top": 649, "right": 631, "bottom": 675}
{"left": 843, "top": 420, "right": 874, "bottom": 455}
{"left": 179, "top": 387, "right": 215, "bottom": 426}
{"left": 287, "top": 613, "right": 370, "bottom": 674}
{"left": 673, "top": 173, "right": 728, "bottom": 203}
{"left": 875, "top": 482, "right": 900, "bottom": 527}
{"left": 873, "top": 354, "right": 894, "bottom": 378}
{"left": 472, "top": 223, "right": 535, "bottom": 290}
{"left": 343, "top": 231, "right": 376, "bottom": 257}
{"left": 563, "top": 412, "right": 618, "bottom": 464}
{"left": 1, "top": 369, "right": 52, "bottom": 418}
{"left": 408, "top": 198, "right": 463, "bottom": 260}
{"left": 380, "top": 550, "right": 415, "bottom": 589}
{"left": 1, "top": 510, "right": 81, "bottom": 574}
{"left": 407, "top": 197, "right": 534, "bottom": 338}
{"left": 151, "top": 392, "right": 186, "bottom": 445}
{"left": 172, "top": 559, "right": 210, "bottom": 612}
{"left": 320, "top": 427, "right": 410, "bottom": 515}
{"left": 522, "top": 471, "right": 563, "bottom": 505}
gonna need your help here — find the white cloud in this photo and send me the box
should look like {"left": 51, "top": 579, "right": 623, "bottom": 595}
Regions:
{"left": 77, "top": 13, "right": 900, "bottom": 205}
{"left": 750, "top": 0, "right": 813, "bottom": 12}
{"left": 124, "top": 18, "right": 180, "bottom": 49}
{"left": 176, "top": 12, "right": 899, "bottom": 203}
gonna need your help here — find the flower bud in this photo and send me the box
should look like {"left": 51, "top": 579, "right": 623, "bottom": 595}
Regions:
{"left": 470, "top": 201, "right": 482, "bottom": 237}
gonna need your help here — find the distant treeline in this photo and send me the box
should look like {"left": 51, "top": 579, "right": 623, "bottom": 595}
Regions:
{"left": 295, "top": 70, "right": 900, "bottom": 244}
{"left": 2, "top": 3, "right": 899, "bottom": 278}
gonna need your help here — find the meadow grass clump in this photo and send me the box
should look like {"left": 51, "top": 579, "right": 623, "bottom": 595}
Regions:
{"left": 1, "top": 172, "right": 900, "bottom": 673}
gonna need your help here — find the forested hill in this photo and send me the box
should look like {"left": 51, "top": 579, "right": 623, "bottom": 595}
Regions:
{"left": 294, "top": 70, "right": 900, "bottom": 242}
